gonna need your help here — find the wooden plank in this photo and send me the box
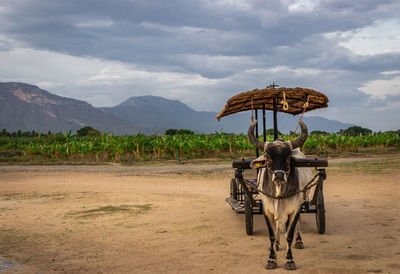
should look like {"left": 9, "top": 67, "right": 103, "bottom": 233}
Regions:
{"left": 292, "top": 157, "right": 328, "bottom": 167}
{"left": 226, "top": 197, "right": 244, "bottom": 214}
{"left": 232, "top": 157, "right": 328, "bottom": 169}
{"left": 232, "top": 159, "right": 253, "bottom": 169}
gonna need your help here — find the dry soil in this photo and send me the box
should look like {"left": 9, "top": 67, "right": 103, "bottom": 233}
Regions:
{"left": 0, "top": 154, "right": 399, "bottom": 273}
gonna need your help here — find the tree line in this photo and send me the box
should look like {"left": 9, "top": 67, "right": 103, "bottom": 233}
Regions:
{"left": 1, "top": 125, "right": 398, "bottom": 137}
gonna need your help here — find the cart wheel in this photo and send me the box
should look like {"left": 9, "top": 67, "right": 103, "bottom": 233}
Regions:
{"left": 230, "top": 178, "right": 238, "bottom": 200}
{"left": 244, "top": 193, "right": 253, "bottom": 235}
{"left": 316, "top": 191, "right": 325, "bottom": 234}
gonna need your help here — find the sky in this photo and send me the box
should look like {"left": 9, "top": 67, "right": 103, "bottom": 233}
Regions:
{"left": 0, "top": 0, "right": 399, "bottom": 131}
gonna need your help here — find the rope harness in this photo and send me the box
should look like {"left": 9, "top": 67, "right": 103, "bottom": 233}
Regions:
{"left": 265, "top": 160, "right": 291, "bottom": 181}
{"left": 249, "top": 171, "right": 320, "bottom": 200}
{"left": 250, "top": 97, "right": 254, "bottom": 122}
{"left": 280, "top": 91, "right": 289, "bottom": 111}
{"left": 291, "top": 95, "right": 310, "bottom": 137}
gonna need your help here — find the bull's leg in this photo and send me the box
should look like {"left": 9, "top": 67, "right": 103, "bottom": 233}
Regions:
{"left": 294, "top": 216, "right": 304, "bottom": 249}
{"left": 284, "top": 210, "right": 301, "bottom": 270}
{"left": 264, "top": 212, "right": 277, "bottom": 269}
{"left": 275, "top": 224, "right": 280, "bottom": 251}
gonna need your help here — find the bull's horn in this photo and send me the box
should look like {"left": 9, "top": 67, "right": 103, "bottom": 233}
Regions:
{"left": 247, "top": 120, "right": 266, "bottom": 150}
{"left": 289, "top": 120, "right": 308, "bottom": 149}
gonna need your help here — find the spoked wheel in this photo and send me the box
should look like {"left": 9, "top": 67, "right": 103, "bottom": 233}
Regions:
{"left": 230, "top": 178, "right": 238, "bottom": 200}
{"left": 244, "top": 192, "right": 253, "bottom": 235}
{"left": 316, "top": 191, "right": 325, "bottom": 234}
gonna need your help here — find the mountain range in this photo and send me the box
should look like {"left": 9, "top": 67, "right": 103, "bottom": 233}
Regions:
{"left": 0, "top": 82, "right": 143, "bottom": 134}
{"left": 0, "top": 82, "right": 354, "bottom": 134}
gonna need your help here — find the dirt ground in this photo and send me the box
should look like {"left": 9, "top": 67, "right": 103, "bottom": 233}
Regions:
{"left": 0, "top": 154, "right": 400, "bottom": 273}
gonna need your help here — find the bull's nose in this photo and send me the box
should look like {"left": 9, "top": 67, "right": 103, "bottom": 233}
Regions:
{"left": 274, "top": 171, "right": 285, "bottom": 180}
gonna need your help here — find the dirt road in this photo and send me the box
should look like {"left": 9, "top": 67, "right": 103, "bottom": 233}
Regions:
{"left": 1, "top": 155, "right": 400, "bottom": 273}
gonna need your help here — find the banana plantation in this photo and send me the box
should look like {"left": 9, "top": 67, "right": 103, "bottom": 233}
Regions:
{"left": 1, "top": 129, "right": 399, "bottom": 162}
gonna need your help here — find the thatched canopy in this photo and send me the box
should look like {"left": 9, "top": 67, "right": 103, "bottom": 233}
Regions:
{"left": 216, "top": 87, "right": 329, "bottom": 120}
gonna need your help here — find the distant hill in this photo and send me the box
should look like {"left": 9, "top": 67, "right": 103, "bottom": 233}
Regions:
{"left": 274, "top": 113, "right": 354, "bottom": 134}
{"left": 100, "top": 96, "right": 219, "bottom": 133}
{"left": 101, "top": 95, "right": 354, "bottom": 134}
{"left": 0, "top": 82, "right": 353, "bottom": 134}
{"left": 0, "top": 82, "right": 142, "bottom": 134}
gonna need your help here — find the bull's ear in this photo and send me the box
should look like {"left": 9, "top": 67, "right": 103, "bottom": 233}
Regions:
{"left": 291, "top": 147, "right": 300, "bottom": 155}
{"left": 250, "top": 158, "right": 267, "bottom": 169}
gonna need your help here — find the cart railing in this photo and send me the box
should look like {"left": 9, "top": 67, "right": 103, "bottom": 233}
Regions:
{"left": 232, "top": 157, "right": 328, "bottom": 169}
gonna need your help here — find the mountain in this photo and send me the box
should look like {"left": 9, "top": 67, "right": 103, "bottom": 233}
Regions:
{"left": 274, "top": 114, "right": 354, "bottom": 134}
{"left": 101, "top": 95, "right": 354, "bottom": 134}
{"left": 0, "top": 82, "right": 353, "bottom": 134}
{"left": 0, "top": 82, "right": 142, "bottom": 134}
{"left": 100, "top": 96, "right": 219, "bottom": 132}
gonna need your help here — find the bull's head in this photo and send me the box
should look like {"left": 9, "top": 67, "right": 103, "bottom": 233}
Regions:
{"left": 248, "top": 120, "right": 308, "bottom": 197}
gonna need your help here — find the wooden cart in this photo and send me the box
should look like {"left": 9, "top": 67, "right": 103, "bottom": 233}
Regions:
{"left": 217, "top": 85, "right": 329, "bottom": 235}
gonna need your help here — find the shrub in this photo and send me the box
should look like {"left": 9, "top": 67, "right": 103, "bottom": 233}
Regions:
{"left": 77, "top": 126, "right": 100, "bottom": 137}
{"left": 338, "top": 126, "right": 372, "bottom": 136}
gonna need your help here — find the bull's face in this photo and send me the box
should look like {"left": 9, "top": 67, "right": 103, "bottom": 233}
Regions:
{"left": 248, "top": 119, "right": 309, "bottom": 197}
{"left": 265, "top": 143, "right": 291, "bottom": 182}
{"left": 264, "top": 143, "right": 292, "bottom": 197}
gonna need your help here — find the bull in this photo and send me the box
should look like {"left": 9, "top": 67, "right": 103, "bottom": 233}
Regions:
{"left": 248, "top": 120, "right": 312, "bottom": 270}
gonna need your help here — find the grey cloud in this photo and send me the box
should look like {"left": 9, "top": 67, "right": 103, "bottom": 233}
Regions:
{"left": 2, "top": 0, "right": 398, "bottom": 58}
{"left": 1, "top": 0, "right": 400, "bottom": 130}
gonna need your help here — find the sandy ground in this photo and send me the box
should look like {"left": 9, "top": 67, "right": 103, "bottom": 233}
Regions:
{"left": 0, "top": 154, "right": 400, "bottom": 273}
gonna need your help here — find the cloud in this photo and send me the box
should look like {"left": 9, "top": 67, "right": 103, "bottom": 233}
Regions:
{"left": 0, "top": 0, "right": 400, "bottom": 131}
{"left": 287, "top": 0, "right": 320, "bottom": 13}
{"left": 0, "top": 47, "right": 222, "bottom": 108}
{"left": 75, "top": 19, "right": 114, "bottom": 28}
{"left": 359, "top": 72, "right": 400, "bottom": 100}
{"left": 327, "top": 19, "right": 400, "bottom": 55}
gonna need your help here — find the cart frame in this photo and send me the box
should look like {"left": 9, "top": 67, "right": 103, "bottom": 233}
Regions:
{"left": 218, "top": 85, "right": 328, "bottom": 235}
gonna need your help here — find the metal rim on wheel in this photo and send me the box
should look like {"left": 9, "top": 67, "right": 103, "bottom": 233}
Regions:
{"left": 316, "top": 191, "right": 325, "bottom": 234}
{"left": 244, "top": 193, "right": 253, "bottom": 235}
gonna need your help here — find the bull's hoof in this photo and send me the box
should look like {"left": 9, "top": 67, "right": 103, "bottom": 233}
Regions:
{"left": 284, "top": 260, "right": 296, "bottom": 270}
{"left": 265, "top": 259, "right": 277, "bottom": 269}
{"left": 295, "top": 241, "right": 304, "bottom": 249}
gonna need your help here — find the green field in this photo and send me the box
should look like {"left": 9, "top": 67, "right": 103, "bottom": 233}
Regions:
{"left": 1, "top": 130, "right": 399, "bottom": 162}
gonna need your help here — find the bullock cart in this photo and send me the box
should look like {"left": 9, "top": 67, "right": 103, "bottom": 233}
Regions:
{"left": 217, "top": 85, "right": 329, "bottom": 235}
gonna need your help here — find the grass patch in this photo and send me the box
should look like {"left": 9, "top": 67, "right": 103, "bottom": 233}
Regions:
{"left": 328, "top": 157, "right": 400, "bottom": 175}
{"left": 192, "top": 225, "right": 210, "bottom": 231}
{"left": 0, "top": 192, "right": 69, "bottom": 201}
{"left": 0, "top": 229, "right": 29, "bottom": 254}
{"left": 0, "top": 229, "right": 39, "bottom": 266}
{"left": 113, "top": 222, "right": 150, "bottom": 229}
{"left": 65, "top": 204, "right": 152, "bottom": 219}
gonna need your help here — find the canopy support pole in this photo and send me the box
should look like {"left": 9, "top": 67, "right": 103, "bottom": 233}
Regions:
{"left": 255, "top": 109, "right": 259, "bottom": 158}
{"left": 273, "top": 97, "right": 278, "bottom": 140}
{"left": 263, "top": 104, "right": 266, "bottom": 142}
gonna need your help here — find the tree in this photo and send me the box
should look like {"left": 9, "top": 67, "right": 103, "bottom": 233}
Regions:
{"left": 338, "top": 126, "right": 372, "bottom": 136}
{"left": 77, "top": 126, "right": 100, "bottom": 137}
{"left": 177, "top": 129, "right": 194, "bottom": 135}
{"left": 265, "top": 128, "right": 282, "bottom": 135}
{"left": 165, "top": 129, "right": 194, "bottom": 135}
{"left": 311, "top": 130, "right": 330, "bottom": 135}
{"left": 165, "top": 129, "right": 178, "bottom": 135}
{"left": 0, "top": 129, "right": 8, "bottom": 137}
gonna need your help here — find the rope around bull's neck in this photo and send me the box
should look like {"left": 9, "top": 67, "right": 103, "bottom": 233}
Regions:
{"left": 251, "top": 172, "right": 320, "bottom": 200}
